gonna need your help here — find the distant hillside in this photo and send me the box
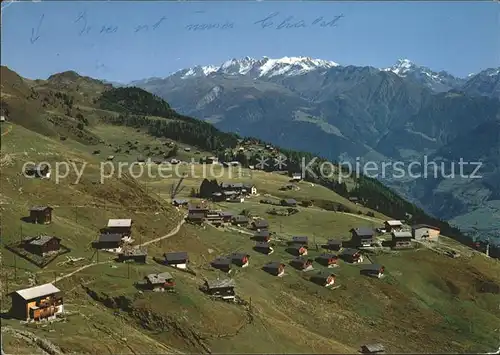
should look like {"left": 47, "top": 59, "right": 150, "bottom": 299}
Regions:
{"left": 129, "top": 58, "right": 500, "bottom": 239}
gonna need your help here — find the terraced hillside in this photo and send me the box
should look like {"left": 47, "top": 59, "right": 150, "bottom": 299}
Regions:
{"left": 1, "top": 67, "right": 499, "bottom": 354}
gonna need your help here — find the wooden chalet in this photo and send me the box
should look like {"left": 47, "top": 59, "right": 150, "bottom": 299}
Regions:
{"left": 384, "top": 220, "right": 403, "bottom": 232}
{"left": 172, "top": 199, "right": 189, "bottom": 207}
{"left": 291, "top": 236, "right": 308, "bottom": 246}
{"left": 188, "top": 203, "right": 209, "bottom": 215}
{"left": 164, "top": 252, "right": 189, "bottom": 269}
{"left": 187, "top": 212, "right": 205, "bottom": 224}
{"left": 211, "top": 257, "right": 232, "bottom": 273}
{"left": 340, "top": 248, "right": 363, "bottom": 263}
{"left": 220, "top": 182, "right": 256, "bottom": 195}
{"left": 229, "top": 253, "right": 249, "bottom": 267}
{"left": 93, "top": 233, "right": 125, "bottom": 250}
{"left": 219, "top": 211, "right": 233, "bottom": 223}
{"left": 23, "top": 236, "right": 61, "bottom": 256}
{"left": 231, "top": 215, "right": 249, "bottom": 226}
{"left": 315, "top": 253, "right": 339, "bottom": 268}
{"left": 203, "top": 279, "right": 236, "bottom": 301}
{"left": 263, "top": 261, "right": 285, "bottom": 277}
{"left": 251, "top": 219, "right": 269, "bottom": 231}
{"left": 281, "top": 198, "right": 297, "bottom": 207}
{"left": 144, "top": 272, "right": 175, "bottom": 291}
{"left": 412, "top": 224, "right": 440, "bottom": 241}
{"left": 391, "top": 231, "right": 413, "bottom": 249}
{"left": 118, "top": 248, "right": 147, "bottom": 263}
{"left": 288, "top": 244, "right": 308, "bottom": 256}
{"left": 360, "top": 264, "right": 385, "bottom": 278}
{"left": 310, "top": 271, "right": 336, "bottom": 287}
{"left": 290, "top": 257, "right": 314, "bottom": 271}
{"left": 290, "top": 172, "right": 302, "bottom": 181}
{"left": 325, "top": 239, "right": 342, "bottom": 251}
{"left": 254, "top": 241, "right": 273, "bottom": 255}
{"left": 25, "top": 164, "right": 50, "bottom": 179}
{"left": 253, "top": 229, "right": 270, "bottom": 242}
{"left": 29, "top": 206, "right": 53, "bottom": 224}
{"left": 11, "top": 283, "right": 63, "bottom": 321}
{"left": 360, "top": 343, "right": 385, "bottom": 354}
{"left": 206, "top": 210, "right": 222, "bottom": 221}
{"left": 106, "top": 219, "right": 132, "bottom": 237}
{"left": 350, "top": 227, "right": 374, "bottom": 247}
{"left": 348, "top": 196, "right": 359, "bottom": 203}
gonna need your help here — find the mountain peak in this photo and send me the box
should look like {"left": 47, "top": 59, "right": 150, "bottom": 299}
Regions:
{"left": 176, "top": 56, "right": 340, "bottom": 80}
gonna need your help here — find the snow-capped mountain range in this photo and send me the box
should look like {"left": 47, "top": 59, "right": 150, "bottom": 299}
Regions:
{"left": 174, "top": 56, "right": 340, "bottom": 80}
{"left": 129, "top": 56, "right": 499, "bottom": 93}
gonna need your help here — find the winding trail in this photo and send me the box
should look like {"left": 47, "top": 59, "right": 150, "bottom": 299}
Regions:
{"left": 53, "top": 215, "right": 186, "bottom": 283}
{"left": 54, "top": 261, "right": 112, "bottom": 283}
{"left": 137, "top": 215, "right": 186, "bottom": 247}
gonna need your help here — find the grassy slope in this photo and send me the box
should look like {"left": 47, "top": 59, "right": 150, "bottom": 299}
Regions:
{"left": 1, "top": 67, "right": 500, "bottom": 354}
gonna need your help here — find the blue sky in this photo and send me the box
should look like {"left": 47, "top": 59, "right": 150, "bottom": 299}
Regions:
{"left": 2, "top": 0, "right": 498, "bottom": 82}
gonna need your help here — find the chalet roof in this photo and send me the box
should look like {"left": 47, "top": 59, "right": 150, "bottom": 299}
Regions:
{"left": 290, "top": 244, "right": 308, "bottom": 250}
{"left": 229, "top": 252, "right": 250, "bottom": 260}
{"left": 255, "top": 241, "right": 271, "bottom": 248}
{"left": 221, "top": 182, "right": 243, "bottom": 189}
{"left": 205, "top": 278, "right": 235, "bottom": 290}
{"left": 164, "top": 252, "right": 188, "bottom": 262}
{"left": 30, "top": 206, "right": 52, "bottom": 212}
{"left": 173, "top": 199, "right": 188, "bottom": 204}
{"left": 107, "top": 219, "right": 132, "bottom": 228}
{"left": 385, "top": 220, "right": 402, "bottom": 226}
{"left": 362, "top": 264, "right": 384, "bottom": 272}
{"left": 212, "top": 257, "right": 231, "bottom": 266}
{"left": 223, "top": 190, "right": 238, "bottom": 196}
{"left": 341, "top": 248, "right": 360, "bottom": 256}
{"left": 412, "top": 224, "right": 440, "bottom": 231}
{"left": 361, "top": 343, "right": 385, "bottom": 353}
{"left": 98, "top": 233, "right": 124, "bottom": 242}
{"left": 120, "top": 248, "right": 147, "bottom": 256}
{"left": 15, "top": 283, "right": 61, "bottom": 301}
{"left": 232, "top": 215, "right": 248, "bottom": 222}
{"left": 292, "top": 236, "right": 308, "bottom": 244}
{"left": 28, "top": 235, "right": 60, "bottom": 246}
{"left": 283, "top": 199, "right": 297, "bottom": 204}
{"left": 351, "top": 227, "right": 374, "bottom": 237}
{"left": 253, "top": 220, "right": 269, "bottom": 228}
{"left": 188, "top": 204, "right": 208, "bottom": 211}
{"left": 392, "top": 231, "right": 412, "bottom": 239}
{"left": 219, "top": 211, "right": 233, "bottom": 217}
{"left": 254, "top": 230, "right": 270, "bottom": 238}
{"left": 264, "top": 261, "right": 284, "bottom": 270}
{"left": 292, "top": 172, "right": 302, "bottom": 177}
{"left": 146, "top": 272, "right": 173, "bottom": 284}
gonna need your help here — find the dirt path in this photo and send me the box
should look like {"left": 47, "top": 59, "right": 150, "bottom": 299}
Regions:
{"left": 54, "top": 261, "right": 112, "bottom": 283}
{"left": 343, "top": 212, "right": 384, "bottom": 224}
{"left": 137, "top": 215, "right": 186, "bottom": 247}
{"left": 53, "top": 216, "right": 186, "bottom": 283}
